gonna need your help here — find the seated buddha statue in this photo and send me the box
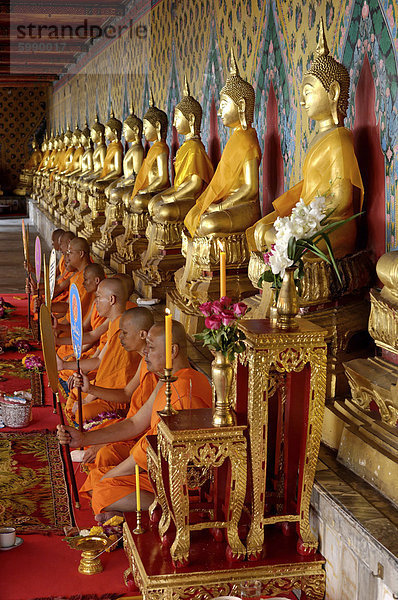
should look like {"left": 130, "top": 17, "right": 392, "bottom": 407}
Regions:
{"left": 81, "top": 110, "right": 123, "bottom": 242}
{"left": 135, "top": 78, "right": 214, "bottom": 297}
{"left": 42, "top": 132, "right": 63, "bottom": 212}
{"left": 32, "top": 136, "right": 49, "bottom": 201}
{"left": 246, "top": 18, "right": 366, "bottom": 325}
{"left": 56, "top": 125, "right": 85, "bottom": 220}
{"left": 49, "top": 128, "right": 72, "bottom": 215}
{"left": 73, "top": 116, "right": 107, "bottom": 232}
{"left": 93, "top": 105, "right": 144, "bottom": 258}
{"left": 64, "top": 123, "right": 92, "bottom": 222}
{"left": 112, "top": 93, "right": 169, "bottom": 270}
{"left": 247, "top": 18, "right": 363, "bottom": 260}
{"left": 14, "top": 136, "right": 43, "bottom": 196}
{"left": 59, "top": 124, "right": 88, "bottom": 224}
{"left": 35, "top": 133, "right": 53, "bottom": 207}
{"left": 170, "top": 50, "right": 262, "bottom": 311}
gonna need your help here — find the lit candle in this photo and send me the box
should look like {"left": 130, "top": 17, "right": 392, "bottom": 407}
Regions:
{"left": 165, "top": 308, "right": 172, "bottom": 369}
{"left": 218, "top": 240, "right": 226, "bottom": 298}
{"left": 135, "top": 464, "right": 141, "bottom": 512}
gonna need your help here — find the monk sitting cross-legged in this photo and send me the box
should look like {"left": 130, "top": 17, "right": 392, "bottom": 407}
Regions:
{"left": 59, "top": 278, "right": 141, "bottom": 423}
{"left": 57, "top": 320, "right": 212, "bottom": 520}
{"left": 68, "top": 307, "right": 156, "bottom": 465}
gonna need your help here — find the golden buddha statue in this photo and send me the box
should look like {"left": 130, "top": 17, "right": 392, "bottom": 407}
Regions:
{"left": 41, "top": 132, "right": 62, "bottom": 212}
{"left": 59, "top": 125, "right": 86, "bottom": 225}
{"left": 72, "top": 116, "right": 107, "bottom": 233}
{"left": 32, "top": 136, "right": 49, "bottom": 201}
{"left": 64, "top": 123, "right": 92, "bottom": 226}
{"left": 93, "top": 105, "right": 144, "bottom": 259}
{"left": 111, "top": 92, "right": 169, "bottom": 273}
{"left": 247, "top": 18, "right": 363, "bottom": 258}
{"left": 80, "top": 110, "right": 123, "bottom": 243}
{"left": 244, "top": 21, "right": 372, "bottom": 430}
{"left": 134, "top": 77, "right": 214, "bottom": 299}
{"left": 14, "top": 136, "right": 43, "bottom": 196}
{"left": 49, "top": 128, "right": 71, "bottom": 216}
{"left": 168, "top": 51, "right": 262, "bottom": 329}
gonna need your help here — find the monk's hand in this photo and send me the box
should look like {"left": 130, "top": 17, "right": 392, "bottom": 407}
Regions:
{"left": 73, "top": 372, "right": 90, "bottom": 394}
{"left": 56, "top": 424, "right": 83, "bottom": 448}
{"left": 82, "top": 444, "right": 103, "bottom": 464}
{"left": 67, "top": 374, "right": 76, "bottom": 391}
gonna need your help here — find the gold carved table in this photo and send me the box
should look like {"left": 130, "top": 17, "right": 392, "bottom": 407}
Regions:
{"left": 154, "top": 408, "right": 247, "bottom": 565}
{"left": 234, "top": 318, "right": 327, "bottom": 557}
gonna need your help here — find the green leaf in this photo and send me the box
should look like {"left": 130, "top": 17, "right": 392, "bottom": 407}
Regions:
{"left": 287, "top": 236, "right": 296, "bottom": 260}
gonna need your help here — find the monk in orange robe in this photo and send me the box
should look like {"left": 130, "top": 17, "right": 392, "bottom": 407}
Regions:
{"left": 51, "top": 237, "right": 93, "bottom": 318}
{"left": 68, "top": 307, "right": 156, "bottom": 465}
{"left": 57, "top": 320, "right": 212, "bottom": 518}
{"left": 56, "top": 262, "right": 106, "bottom": 364}
{"left": 59, "top": 279, "right": 141, "bottom": 422}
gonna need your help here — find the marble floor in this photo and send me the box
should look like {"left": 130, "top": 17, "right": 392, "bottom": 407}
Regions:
{"left": 0, "top": 217, "right": 50, "bottom": 293}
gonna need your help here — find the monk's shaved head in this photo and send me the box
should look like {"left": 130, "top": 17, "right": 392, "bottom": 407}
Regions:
{"left": 121, "top": 307, "right": 154, "bottom": 332}
{"left": 60, "top": 231, "right": 75, "bottom": 243}
{"left": 150, "top": 320, "right": 187, "bottom": 355}
{"left": 98, "top": 277, "right": 127, "bottom": 304}
{"left": 52, "top": 228, "right": 64, "bottom": 240}
{"left": 84, "top": 262, "right": 105, "bottom": 280}
{"left": 113, "top": 273, "right": 134, "bottom": 299}
{"left": 69, "top": 237, "right": 90, "bottom": 255}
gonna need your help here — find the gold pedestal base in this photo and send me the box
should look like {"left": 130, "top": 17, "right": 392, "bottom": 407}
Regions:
{"left": 133, "top": 219, "right": 186, "bottom": 300}
{"left": 331, "top": 354, "right": 398, "bottom": 505}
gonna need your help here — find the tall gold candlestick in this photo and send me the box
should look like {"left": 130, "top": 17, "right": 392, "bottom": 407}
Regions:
{"left": 218, "top": 240, "right": 226, "bottom": 298}
{"left": 158, "top": 367, "right": 178, "bottom": 417}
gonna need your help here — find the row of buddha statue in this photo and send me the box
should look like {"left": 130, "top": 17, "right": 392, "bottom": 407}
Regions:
{"left": 29, "top": 20, "right": 368, "bottom": 343}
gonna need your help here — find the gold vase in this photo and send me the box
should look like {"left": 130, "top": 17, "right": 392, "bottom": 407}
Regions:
{"left": 212, "top": 351, "right": 235, "bottom": 427}
{"left": 277, "top": 266, "right": 299, "bottom": 330}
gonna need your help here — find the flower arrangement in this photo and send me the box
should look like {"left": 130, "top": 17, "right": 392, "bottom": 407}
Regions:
{"left": 258, "top": 196, "right": 362, "bottom": 299}
{"left": 195, "top": 297, "right": 248, "bottom": 361}
{"left": 22, "top": 354, "right": 44, "bottom": 373}
{"left": 83, "top": 411, "right": 121, "bottom": 431}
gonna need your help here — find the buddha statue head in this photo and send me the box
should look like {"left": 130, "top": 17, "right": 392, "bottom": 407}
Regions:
{"left": 91, "top": 115, "right": 105, "bottom": 144}
{"left": 81, "top": 122, "right": 91, "bottom": 148}
{"left": 105, "top": 107, "right": 123, "bottom": 141}
{"left": 123, "top": 103, "right": 143, "bottom": 142}
{"left": 72, "top": 123, "right": 82, "bottom": 147}
{"left": 143, "top": 89, "right": 168, "bottom": 142}
{"left": 64, "top": 124, "right": 73, "bottom": 148}
{"left": 40, "top": 136, "right": 47, "bottom": 152}
{"left": 31, "top": 137, "right": 38, "bottom": 150}
{"left": 174, "top": 76, "right": 202, "bottom": 136}
{"left": 219, "top": 49, "right": 255, "bottom": 131}
{"left": 301, "top": 18, "right": 350, "bottom": 126}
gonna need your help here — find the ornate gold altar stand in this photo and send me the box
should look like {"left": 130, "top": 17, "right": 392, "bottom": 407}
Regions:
{"left": 123, "top": 515, "right": 326, "bottom": 600}
{"left": 155, "top": 408, "right": 247, "bottom": 564}
{"left": 234, "top": 319, "right": 327, "bottom": 557}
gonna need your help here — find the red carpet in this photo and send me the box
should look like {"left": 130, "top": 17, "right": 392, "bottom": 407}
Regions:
{"left": 0, "top": 295, "right": 130, "bottom": 600}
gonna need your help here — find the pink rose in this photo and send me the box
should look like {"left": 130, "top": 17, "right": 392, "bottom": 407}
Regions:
{"left": 211, "top": 300, "right": 224, "bottom": 314}
{"left": 199, "top": 301, "right": 213, "bottom": 317}
{"left": 220, "top": 309, "right": 236, "bottom": 326}
{"left": 205, "top": 314, "right": 222, "bottom": 330}
{"left": 232, "top": 302, "right": 247, "bottom": 317}
{"left": 220, "top": 296, "right": 232, "bottom": 307}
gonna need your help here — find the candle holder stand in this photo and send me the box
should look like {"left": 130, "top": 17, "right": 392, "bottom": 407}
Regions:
{"left": 158, "top": 368, "right": 178, "bottom": 417}
{"left": 133, "top": 510, "right": 145, "bottom": 534}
